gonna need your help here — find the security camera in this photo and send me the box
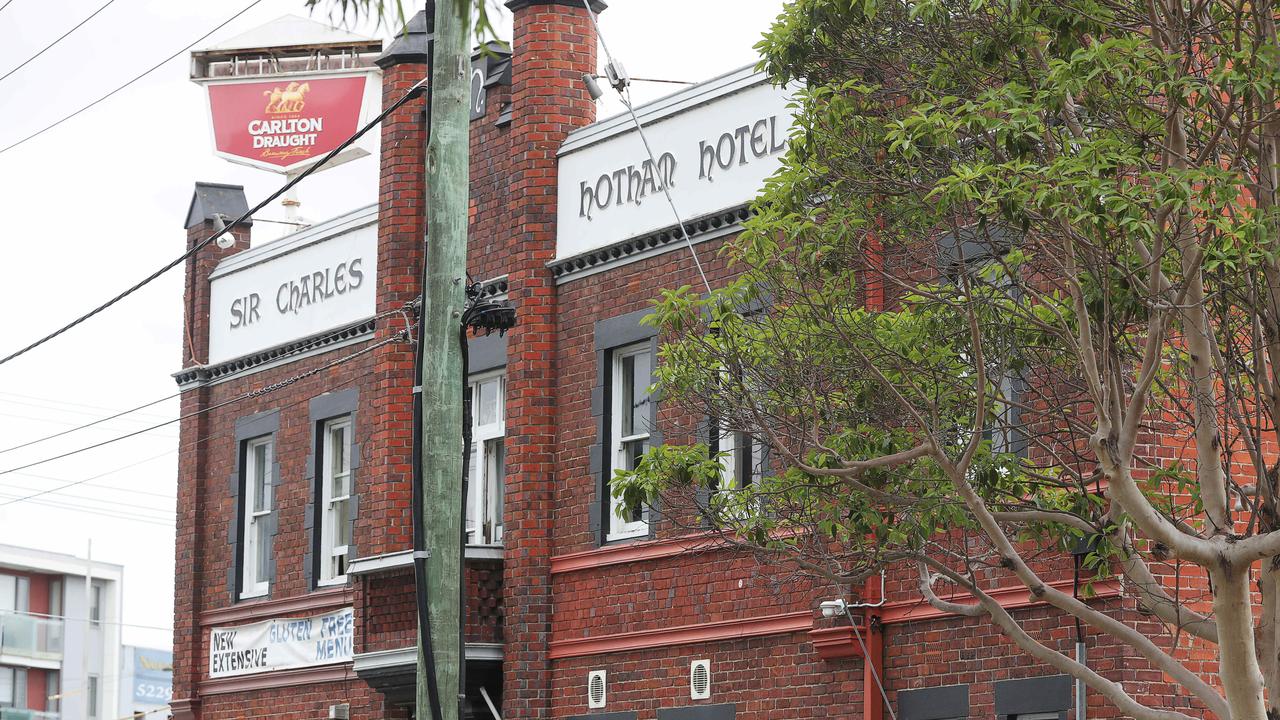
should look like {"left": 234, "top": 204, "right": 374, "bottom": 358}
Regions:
{"left": 819, "top": 598, "right": 848, "bottom": 618}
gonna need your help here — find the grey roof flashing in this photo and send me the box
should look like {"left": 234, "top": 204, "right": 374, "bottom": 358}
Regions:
{"left": 185, "top": 182, "right": 252, "bottom": 230}
{"left": 376, "top": 9, "right": 433, "bottom": 68}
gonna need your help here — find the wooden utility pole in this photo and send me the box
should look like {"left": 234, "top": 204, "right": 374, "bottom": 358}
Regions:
{"left": 417, "top": 0, "right": 471, "bottom": 719}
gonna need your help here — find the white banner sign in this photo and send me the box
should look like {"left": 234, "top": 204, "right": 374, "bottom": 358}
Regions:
{"left": 208, "top": 606, "right": 354, "bottom": 678}
{"left": 208, "top": 217, "right": 377, "bottom": 365}
{"left": 556, "top": 69, "right": 795, "bottom": 260}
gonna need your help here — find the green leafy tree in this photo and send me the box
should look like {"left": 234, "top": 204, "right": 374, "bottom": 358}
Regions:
{"left": 619, "top": 0, "right": 1280, "bottom": 717}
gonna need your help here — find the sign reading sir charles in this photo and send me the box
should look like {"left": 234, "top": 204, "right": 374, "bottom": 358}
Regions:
{"left": 202, "top": 72, "right": 376, "bottom": 174}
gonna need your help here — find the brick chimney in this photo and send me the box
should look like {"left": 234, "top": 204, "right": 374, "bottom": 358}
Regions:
{"left": 173, "top": 181, "right": 252, "bottom": 720}
{"left": 501, "top": 1, "right": 603, "bottom": 718}
{"left": 358, "top": 8, "right": 431, "bottom": 563}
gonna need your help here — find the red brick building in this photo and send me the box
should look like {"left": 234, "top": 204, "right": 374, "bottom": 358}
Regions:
{"left": 170, "top": 3, "right": 1210, "bottom": 720}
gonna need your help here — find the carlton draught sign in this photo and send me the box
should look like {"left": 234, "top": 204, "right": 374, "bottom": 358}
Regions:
{"left": 201, "top": 71, "right": 378, "bottom": 174}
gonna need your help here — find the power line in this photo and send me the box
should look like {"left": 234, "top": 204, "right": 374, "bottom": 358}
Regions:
{"left": 0, "top": 0, "right": 118, "bottom": 85}
{"left": 4, "top": 610, "right": 172, "bottom": 632}
{"left": 0, "top": 447, "right": 177, "bottom": 501}
{"left": 0, "top": 0, "right": 266, "bottom": 157}
{"left": 0, "top": 74, "right": 427, "bottom": 369}
{"left": 0, "top": 489, "right": 173, "bottom": 526}
{"left": 0, "top": 479, "right": 173, "bottom": 514}
{"left": 0, "top": 0, "right": 16, "bottom": 14}
{"left": 0, "top": 392, "right": 179, "bottom": 456}
{"left": 0, "top": 314, "right": 413, "bottom": 505}
{"left": 7, "top": 467, "right": 177, "bottom": 501}
{"left": 0, "top": 392, "right": 174, "bottom": 421}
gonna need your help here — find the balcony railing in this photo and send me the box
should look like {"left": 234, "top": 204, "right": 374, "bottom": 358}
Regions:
{"left": 0, "top": 611, "right": 63, "bottom": 661}
{"left": 0, "top": 708, "right": 60, "bottom": 720}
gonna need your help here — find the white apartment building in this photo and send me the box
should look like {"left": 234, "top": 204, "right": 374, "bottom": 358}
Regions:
{"left": 0, "top": 545, "right": 124, "bottom": 720}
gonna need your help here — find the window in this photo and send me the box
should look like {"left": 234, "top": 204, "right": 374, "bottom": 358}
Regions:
{"left": 467, "top": 373, "right": 505, "bottom": 546}
{"left": 0, "top": 574, "right": 29, "bottom": 612}
{"left": 89, "top": 580, "right": 105, "bottom": 626}
{"left": 717, "top": 429, "right": 765, "bottom": 491}
{"left": 49, "top": 579, "right": 62, "bottom": 618}
{"left": 87, "top": 674, "right": 99, "bottom": 718}
{"left": 0, "top": 667, "right": 26, "bottom": 708}
{"left": 45, "top": 671, "right": 59, "bottom": 713}
{"left": 941, "top": 224, "right": 1025, "bottom": 458}
{"left": 608, "top": 343, "right": 652, "bottom": 540}
{"left": 319, "top": 416, "right": 353, "bottom": 584}
{"left": 241, "top": 436, "right": 274, "bottom": 598}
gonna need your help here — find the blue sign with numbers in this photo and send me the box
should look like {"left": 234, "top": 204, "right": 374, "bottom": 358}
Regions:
{"left": 132, "top": 648, "right": 172, "bottom": 705}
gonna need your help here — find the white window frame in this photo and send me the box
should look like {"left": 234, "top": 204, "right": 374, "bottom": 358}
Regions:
{"left": 718, "top": 428, "right": 765, "bottom": 491}
{"left": 608, "top": 343, "right": 652, "bottom": 541}
{"left": 241, "top": 435, "right": 274, "bottom": 599}
{"left": 318, "top": 416, "right": 354, "bottom": 585}
{"left": 467, "top": 372, "right": 505, "bottom": 546}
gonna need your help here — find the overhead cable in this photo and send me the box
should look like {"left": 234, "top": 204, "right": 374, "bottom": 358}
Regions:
{"left": 0, "top": 447, "right": 176, "bottom": 501}
{"left": 0, "top": 75, "right": 427, "bottom": 369}
{"left": 0, "top": 0, "right": 119, "bottom": 85}
{"left": 0, "top": 392, "right": 179, "bottom": 455}
{"left": 0, "top": 309, "right": 414, "bottom": 503}
{"left": 0, "top": 0, "right": 266, "bottom": 157}
{"left": 0, "top": 489, "right": 174, "bottom": 526}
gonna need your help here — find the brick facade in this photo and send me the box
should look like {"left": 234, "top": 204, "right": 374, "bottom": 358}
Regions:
{"left": 171, "top": 6, "right": 1214, "bottom": 720}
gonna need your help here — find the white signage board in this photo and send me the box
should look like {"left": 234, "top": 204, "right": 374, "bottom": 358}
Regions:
{"left": 208, "top": 606, "right": 354, "bottom": 678}
{"left": 208, "top": 217, "right": 377, "bottom": 365}
{"left": 556, "top": 69, "right": 794, "bottom": 260}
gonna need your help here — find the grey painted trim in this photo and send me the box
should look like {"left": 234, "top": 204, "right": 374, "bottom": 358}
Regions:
{"left": 505, "top": 0, "right": 607, "bottom": 13}
{"left": 352, "top": 643, "right": 503, "bottom": 673}
{"left": 310, "top": 388, "right": 359, "bottom": 421}
{"left": 230, "top": 410, "right": 280, "bottom": 602}
{"left": 593, "top": 314, "right": 662, "bottom": 545}
{"left": 552, "top": 210, "right": 746, "bottom": 285}
{"left": 565, "top": 714, "right": 636, "bottom": 720}
{"left": 994, "top": 676, "right": 1071, "bottom": 718}
{"left": 468, "top": 332, "right": 507, "bottom": 373}
{"left": 307, "top": 389, "right": 360, "bottom": 590}
{"left": 345, "top": 545, "right": 503, "bottom": 576}
{"left": 898, "top": 684, "right": 970, "bottom": 720}
{"left": 656, "top": 705, "right": 736, "bottom": 720}
{"left": 594, "top": 308, "right": 658, "bottom": 350}
{"left": 174, "top": 320, "right": 376, "bottom": 389}
{"left": 234, "top": 409, "right": 280, "bottom": 442}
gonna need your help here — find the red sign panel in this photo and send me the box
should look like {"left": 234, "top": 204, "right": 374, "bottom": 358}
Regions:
{"left": 206, "top": 75, "right": 368, "bottom": 172}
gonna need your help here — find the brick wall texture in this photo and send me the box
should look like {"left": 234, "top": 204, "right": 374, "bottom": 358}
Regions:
{"left": 171, "top": 3, "right": 1223, "bottom": 720}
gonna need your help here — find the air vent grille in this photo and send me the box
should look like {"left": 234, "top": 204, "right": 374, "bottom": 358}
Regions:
{"left": 690, "top": 659, "right": 711, "bottom": 700}
{"left": 588, "top": 669, "right": 607, "bottom": 709}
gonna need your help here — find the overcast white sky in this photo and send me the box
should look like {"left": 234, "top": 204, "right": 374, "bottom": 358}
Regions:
{"left": 0, "top": 0, "right": 786, "bottom": 650}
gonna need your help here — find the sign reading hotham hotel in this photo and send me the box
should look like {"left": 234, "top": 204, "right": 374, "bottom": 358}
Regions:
{"left": 207, "top": 208, "right": 377, "bottom": 364}
{"left": 556, "top": 66, "right": 795, "bottom": 260}
{"left": 209, "top": 607, "right": 354, "bottom": 678}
